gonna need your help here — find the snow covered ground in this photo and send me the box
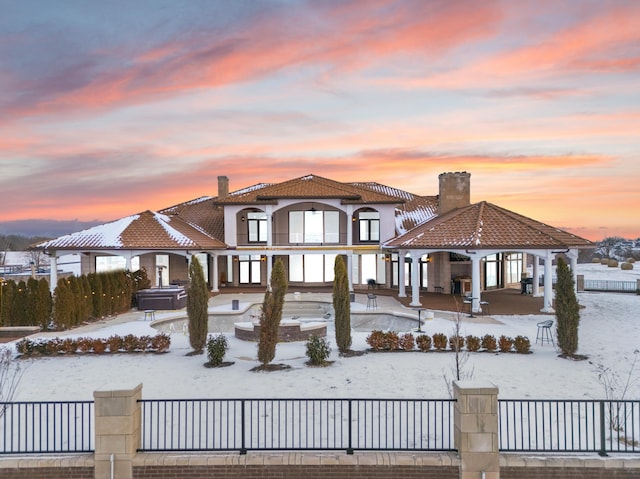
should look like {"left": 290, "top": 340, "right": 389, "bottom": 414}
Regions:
{"left": 7, "top": 262, "right": 640, "bottom": 402}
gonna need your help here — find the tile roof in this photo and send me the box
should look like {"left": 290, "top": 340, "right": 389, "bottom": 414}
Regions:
{"left": 160, "top": 196, "right": 224, "bottom": 239}
{"left": 35, "top": 210, "right": 226, "bottom": 251}
{"left": 215, "top": 174, "right": 404, "bottom": 205}
{"left": 384, "top": 201, "right": 594, "bottom": 250}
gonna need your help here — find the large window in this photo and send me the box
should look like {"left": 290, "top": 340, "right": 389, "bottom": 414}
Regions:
{"left": 238, "top": 255, "right": 262, "bottom": 284}
{"left": 289, "top": 254, "right": 337, "bottom": 283}
{"left": 506, "top": 253, "right": 523, "bottom": 284}
{"left": 95, "top": 255, "right": 140, "bottom": 273}
{"left": 289, "top": 210, "right": 339, "bottom": 244}
{"left": 358, "top": 211, "right": 380, "bottom": 242}
{"left": 484, "top": 253, "right": 503, "bottom": 289}
{"left": 247, "top": 211, "right": 267, "bottom": 242}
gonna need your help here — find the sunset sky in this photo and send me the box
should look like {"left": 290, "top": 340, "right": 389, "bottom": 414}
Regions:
{"left": 1, "top": 0, "right": 639, "bottom": 241}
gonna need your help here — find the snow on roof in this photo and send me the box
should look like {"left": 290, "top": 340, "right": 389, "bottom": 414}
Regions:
{"left": 154, "top": 212, "right": 197, "bottom": 246}
{"left": 36, "top": 214, "right": 140, "bottom": 249}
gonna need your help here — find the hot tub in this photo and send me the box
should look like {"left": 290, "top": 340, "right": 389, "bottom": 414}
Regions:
{"left": 136, "top": 287, "right": 187, "bottom": 310}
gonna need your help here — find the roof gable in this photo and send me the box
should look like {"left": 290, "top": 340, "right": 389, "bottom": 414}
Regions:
{"left": 216, "top": 174, "right": 404, "bottom": 205}
{"left": 35, "top": 210, "right": 226, "bottom": 251}
{"left": 385, "top": 201, "right": 593, "bottom": 250}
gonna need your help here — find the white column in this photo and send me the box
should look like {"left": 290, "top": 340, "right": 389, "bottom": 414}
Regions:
{"left": 346, "top": 205, "right": 353, "bottom": 246}
{"left": 532, "top": 255, "right": 540, "bottom": 296}
{"left": 124, "top": 252, "right": 132, "bottom": 271}
{"left": 410, "top": 254, "right": 421, "bottom": 306}
{"left": 542, "top": 251, "right": 555, "bottom": 313}
{"left": 266, "top": 205, "right": 273, "bottom": 248}
{"left": 266, "top": 254, "right": 273, "bottom": 287}
{"left": 567, "top": 249, "right": 579, "bottom": 293}
{"left": 471, "top": 255, "right": 481, "bottom": 313}
{"left": 398, "top": 251, "right": 406, "bottom": 298}
{"left": 347, "top": 253, "right": 354, "bottom": 291}
{"left": 49, "top": 254, "right": 58, "bottom": 293}
{"left": 210, "top": 253, "right": 219, "bottom": 292}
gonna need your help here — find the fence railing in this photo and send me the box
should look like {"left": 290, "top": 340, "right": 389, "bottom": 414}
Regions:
{"left": 1, "top": 398, "right": 638, "bottom": 455}
{"left": 0, "top": 401, "right": 94, "bottom": 454}
{"left": 499, "top": 399, "right": 640, "bottom": 455}
{"left": 138, "top": 398, "right": 456, "bottom": 453}
{"left": 583, "top": 279, "right": 638, "bottom": 293}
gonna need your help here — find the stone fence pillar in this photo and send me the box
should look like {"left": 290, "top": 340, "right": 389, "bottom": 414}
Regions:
{"left": 94, "top": 383, "right": 142, "bottom": 479}
{"left": 453, "top": 381, "right": 499, "bottom": 479}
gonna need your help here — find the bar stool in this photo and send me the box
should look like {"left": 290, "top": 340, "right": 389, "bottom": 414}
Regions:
{"left": 143, "top": 310, "right": 156, "bottom": 321}
{"left": 366, "top": 293, "right": 377, "bottom": 310}
{"left": 536, "top": 320, "right": 554, "bottom": 345}
{"left": 479, "top": 300, "right": 490, "bottom": 316}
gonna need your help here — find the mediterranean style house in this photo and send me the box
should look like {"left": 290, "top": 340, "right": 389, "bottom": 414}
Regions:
{"left": 34, "top": 172, "right": 592, "bottom": 313}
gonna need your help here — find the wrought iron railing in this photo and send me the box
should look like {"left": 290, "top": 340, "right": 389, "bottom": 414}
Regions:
{"left": 2, "top": 397, "right": 637, "bottom": 456}
{"left": 138, "top": 398, "right": 456, "bottom": 453}
{"left": 583, "top": 279, "right": 638, "bottom": 293}
{"left": 499, "top": 399, "right": 640, "bottom": 455}
{"left": 0, "top": 401, "right": 94, "bottom": 454}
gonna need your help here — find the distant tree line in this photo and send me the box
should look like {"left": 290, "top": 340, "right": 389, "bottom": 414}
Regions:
{"left": 578, "top": 236, "right": 640, "bottom": 263}
{"left": 0, "top": 234, "right": 52, "bottom": 254}
{"left": 1, "top": 269, "right": 150, "bottom": 330}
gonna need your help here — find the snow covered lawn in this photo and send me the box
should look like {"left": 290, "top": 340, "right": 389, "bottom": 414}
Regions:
{"left": 8, "top": 263, "right": 640, "bottom": 401}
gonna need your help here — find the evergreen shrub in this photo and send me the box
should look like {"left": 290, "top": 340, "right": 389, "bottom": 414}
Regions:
{"left": 206, "top": 334, "right": 229, "bottom": 366}
{"left": 305, "top": 335, "right": 331, "bottom": 365}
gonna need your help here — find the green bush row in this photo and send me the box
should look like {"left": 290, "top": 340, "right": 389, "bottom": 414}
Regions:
{"left": 366, "top": 331, "right": 531, "bottom": 354}
{"left": 15, "top": 332, "right": 170, "bottom": 357}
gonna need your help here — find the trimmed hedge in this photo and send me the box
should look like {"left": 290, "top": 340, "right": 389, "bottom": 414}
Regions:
{"left": 15, "top": 333, "right": 170, "bottom": 357}
{"left": 366, "top": 330, "right": 531, "bottom": 354}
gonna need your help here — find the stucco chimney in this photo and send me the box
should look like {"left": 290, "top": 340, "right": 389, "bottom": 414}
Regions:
{"left": 438, "top": 171, "right": 470, "bottom": 215}
{"left": 217, "top": 176, "right": 229, "bottom": 199}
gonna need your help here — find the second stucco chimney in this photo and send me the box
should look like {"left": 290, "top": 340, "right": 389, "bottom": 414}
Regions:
{"left": 438, "top": 171, "right": 470, "bottom": 215}
{"left": 217, "top": 175, "right": 229, "bottom": 199}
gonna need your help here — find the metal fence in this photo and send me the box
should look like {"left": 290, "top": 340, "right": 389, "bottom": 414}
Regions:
{"left": 0, "top": 401, "right": 94, "bottom": 454}
{"left": 138, "top": 398, "right": 456, "bottom": 453}
{"left": 2, "top": 397, "right": 638, "bottom": 456}
{"left": 583, "top": 279, "right": 638, "bottom": 293}
{"left": 499, "top": 399, "right": 640, "bottom": 455}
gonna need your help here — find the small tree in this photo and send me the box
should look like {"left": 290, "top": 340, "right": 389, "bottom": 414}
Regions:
{"left": 555, "top": 256, "right": 581, "bottom": 357}
{"left": 53, "top": 278, "right": 74, "bottom": 330}
{"left": 333, "top": 255, "right": 352, "bottom": 354}
{"left": 187, "top": 256, "right": 209, "bottom": 355}
{"left": 0, "top": 347, "right": 26, "bottom": 416}
{"left": 257, "top": 258, "right": 288, "bottom": 367}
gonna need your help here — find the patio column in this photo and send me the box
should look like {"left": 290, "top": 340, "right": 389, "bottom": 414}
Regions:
{"left": 532, "top": 255, "right": 540, "bottom": 296}
{"left": 266, "top": 254, "right": 273, "bottom": 287}
{"left": 410, "top": 254, "right": 420, "bottom": 307}
{"left": 48, "top": 253, "right": 58, "bottom": 293}
{"left": 266, "top": 205, "right": 273, "bottom": 248}
{"left": 541, "top": 251, "right": 555, "bottom": 313}
{"left": 210, "top": 253, "right": 219, "bottom": 292}
{"left": 347, "top": 253, "right": 354, "bottom": 291}
{"left": 567, "top": 249, "right": 579, "bottom": 293}
{"left": 471, "top": 255, "right": 481, "bottom": 313}
{"left": 398, "top": 251, "right": 406, "bottom": 298}
{"left": 346, "top": 205, "right": 353, "bottom": 246}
